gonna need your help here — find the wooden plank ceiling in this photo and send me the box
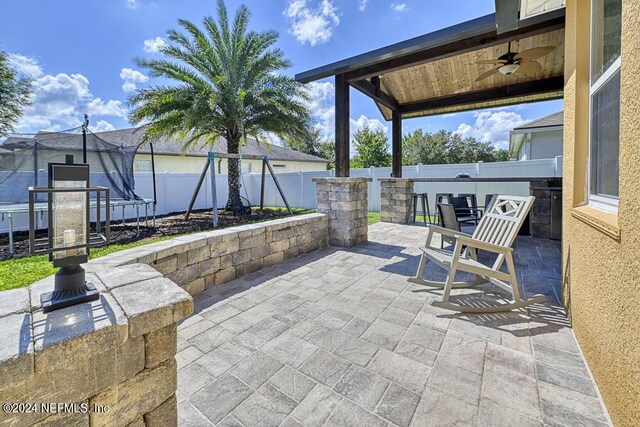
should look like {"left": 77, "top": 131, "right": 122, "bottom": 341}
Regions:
{"left": 374, "top": 28, "right": 565, "bottom": 120}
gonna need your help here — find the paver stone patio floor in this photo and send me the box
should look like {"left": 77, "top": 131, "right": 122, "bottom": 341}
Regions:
{"left": 176, "top": 222, "right": 610, "bottom": 426}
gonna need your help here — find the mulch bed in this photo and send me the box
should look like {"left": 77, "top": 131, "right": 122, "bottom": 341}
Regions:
{"left": 0, "top": 208, "right": 292, "bottom": 260}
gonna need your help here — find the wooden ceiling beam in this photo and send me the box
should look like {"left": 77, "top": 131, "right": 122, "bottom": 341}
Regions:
{"left": 344, "top": 16, "right": 564, "bottom": 83}
{"left": 398, "top": 76, "right": 564, "bottom": 116}
{"left": 350, "top": 79, "right": 400, "bottom": 111}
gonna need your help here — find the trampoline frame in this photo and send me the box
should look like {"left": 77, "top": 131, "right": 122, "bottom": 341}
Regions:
{"left": 0, "top": 197, "right": 155, "bottom": 258}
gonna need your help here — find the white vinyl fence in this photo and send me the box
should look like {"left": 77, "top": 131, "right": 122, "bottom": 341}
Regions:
{"left": 0, "top": 157, "right": 562, "bottom": 233}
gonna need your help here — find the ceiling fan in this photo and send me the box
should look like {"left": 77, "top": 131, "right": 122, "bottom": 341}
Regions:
{"left": 474, "top": 42, "right": 555, "bottom": 82}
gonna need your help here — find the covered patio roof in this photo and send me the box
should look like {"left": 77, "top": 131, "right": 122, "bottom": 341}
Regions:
{"left": 295, "top": 6, "right": 565, "bottom": 177}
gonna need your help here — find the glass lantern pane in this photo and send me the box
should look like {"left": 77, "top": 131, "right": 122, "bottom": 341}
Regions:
{"left": 52, "top": 180, "right": 87, "bottom": 259}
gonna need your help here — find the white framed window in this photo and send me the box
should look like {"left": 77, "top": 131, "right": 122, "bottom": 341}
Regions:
{"left": 588, "top": 0, "right": 622, "bottom": 213}
{"left": 241, "top": 162, "right": 252, "bottom": 174}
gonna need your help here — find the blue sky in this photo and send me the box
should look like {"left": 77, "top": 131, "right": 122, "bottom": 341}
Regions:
{"left": 1, "top": 0, "right": 562, "bottom": 149}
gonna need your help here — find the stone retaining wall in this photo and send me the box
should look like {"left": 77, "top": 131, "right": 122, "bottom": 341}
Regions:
{"left": 88, "top": 213, "right": 329, "bottom": 297}
{"left": 0, "top": 268, "right": 192, "bottom": 426}
{"left": 0, "top": 214, "right": 329, "bottom": 426}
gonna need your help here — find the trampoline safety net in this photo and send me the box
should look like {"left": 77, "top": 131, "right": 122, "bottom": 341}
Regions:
{"left": 0, "top": 127, "right": 142, "bottom": 204}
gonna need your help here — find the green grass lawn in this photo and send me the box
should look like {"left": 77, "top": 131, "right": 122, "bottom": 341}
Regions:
{"left": 0, "top": 207, "right": 314, "bottom": 292}
{"left": 368, "top": 212, "right": 381, "bottom": 225}
{"left": 367, "top": 212, "right": 435, "bottom": 225}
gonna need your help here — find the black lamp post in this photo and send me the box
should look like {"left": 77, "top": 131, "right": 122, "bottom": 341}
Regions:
{"left": 29, "top": 155, "right": 110, "bottom": 313}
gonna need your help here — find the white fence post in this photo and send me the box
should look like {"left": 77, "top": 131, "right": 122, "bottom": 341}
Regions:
{"left": 555, "top": 155, "right": 563, "bottom": 177}
{"left": 299, "top": 171, "right": 304, "bottom": 208}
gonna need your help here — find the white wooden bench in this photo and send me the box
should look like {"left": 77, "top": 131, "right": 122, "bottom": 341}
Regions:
{"left": 408, "top": 195, "right": 546, "bottom": 313}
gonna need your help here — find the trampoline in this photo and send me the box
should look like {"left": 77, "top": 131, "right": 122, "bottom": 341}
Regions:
{"left": 0, "top": 122, "right": 157, "bottom": 257}
{"left": 0, "top": 198, "right": 155, "bottom": 257}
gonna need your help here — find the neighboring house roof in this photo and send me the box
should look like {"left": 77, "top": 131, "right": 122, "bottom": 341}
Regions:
{"left": 513, "top": 110, "right": 564, "bottom": 130}
{"left": 0, "top": 127, "right": 329, "bottom": 163}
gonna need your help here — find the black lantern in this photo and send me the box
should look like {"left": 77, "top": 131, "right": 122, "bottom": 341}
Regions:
{"left": 28, "top": 155, "right": 110, "bottom": 313}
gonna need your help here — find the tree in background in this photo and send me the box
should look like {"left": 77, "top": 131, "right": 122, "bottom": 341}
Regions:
{"left": 318, "top": 140, "right": 335, "bottom": 170}
{"left": 129, "top": 0, "right": 310, "bottom": 209}
{"left": 403, "top": 129, "right": 510, "bottom": 165}
{"left": 283, "top": 127, "right": 336, "bottom": 170}
{"left": 402, "top": 129, "right": 448, "bottom": 165}
{"left": 351, "top": 128, "right": 391, "bottom": 169}
{"left": 283, "top": 127, "right": 323, "bottom": 158}
{"left": 0, "top": 50, "right": 32, "bottom": 137}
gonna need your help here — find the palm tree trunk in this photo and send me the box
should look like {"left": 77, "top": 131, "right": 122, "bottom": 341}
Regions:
{"left": 226, "top": 133, "right": 243, "bottom": 210}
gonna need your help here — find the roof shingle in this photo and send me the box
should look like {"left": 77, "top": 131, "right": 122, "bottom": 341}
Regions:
{"left": 513, "top": 110, "right": 564, "bottom": 130}
{"left": 1, "top": 126, "right": 329, "bottom": 163}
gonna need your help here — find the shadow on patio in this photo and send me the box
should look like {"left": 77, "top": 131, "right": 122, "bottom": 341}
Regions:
{"left": 176, "top": 222, "right": 610, "bottom": 426}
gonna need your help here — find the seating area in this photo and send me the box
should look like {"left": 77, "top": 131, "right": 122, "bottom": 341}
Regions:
{"left": 410, "top": 195, "right": 547, "bottom": 313}
{"left": 176, "top": 222, "right": 609, "bottom": 426}
{"left": 410, "top": 191, "right": 496, "bottom": 227}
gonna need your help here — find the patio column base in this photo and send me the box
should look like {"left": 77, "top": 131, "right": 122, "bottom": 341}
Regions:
{"left": 313, "top": 177, "right": 371, "bottom": 247}
{"left": 380, "top": 179, "right": 414, "bottom": 224}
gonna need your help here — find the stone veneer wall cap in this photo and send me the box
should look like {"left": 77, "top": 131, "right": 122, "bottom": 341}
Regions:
{"left": 32, "top": 293, "right": 129, "bottom": 372}
{"left": 0, "top": 288, "right": 30, "bottom": 317}
{"left": 312, "top": 177, "right": 373, "bottom": 183}
{"left": 110, "top": 276, "right": 193, "bottom": 338}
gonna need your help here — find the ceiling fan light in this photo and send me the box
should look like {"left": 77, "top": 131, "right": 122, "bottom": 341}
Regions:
{"left": 498, "top": 63, "right": 520, "bottom": 75}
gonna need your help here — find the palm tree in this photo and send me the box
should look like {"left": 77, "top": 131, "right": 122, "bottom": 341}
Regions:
{"left": 128, "top": 0, "right": 310, "bottom": 210}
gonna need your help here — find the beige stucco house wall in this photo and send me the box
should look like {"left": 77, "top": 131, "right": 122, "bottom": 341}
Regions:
{"left": 563, "top": 1, "right": 640, "bottom": 426}
{"left": 133, "top": 153, "right": 328, "bottom": 174}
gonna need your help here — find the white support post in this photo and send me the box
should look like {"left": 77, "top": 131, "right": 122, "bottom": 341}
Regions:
{"left": 555, "top": 155, "right": 563, "bottom": 177}
{"left": 209, "top": 153, "right": 218, "bottom": 228}
{"left": 299, "top": 171, "right": 304, "bottom": 208}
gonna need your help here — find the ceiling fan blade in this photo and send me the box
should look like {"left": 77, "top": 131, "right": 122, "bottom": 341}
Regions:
{"left": 475, "top": 59, "right": 507, "bottom": 65}
{"left": 515, "top": 46, "right": 555, "bottom": 60}
{"left": 475, "top": 67, "right": 500, "bottom": 82}
{"left": 516, "top": 60, "right": 543, "bottom": 76}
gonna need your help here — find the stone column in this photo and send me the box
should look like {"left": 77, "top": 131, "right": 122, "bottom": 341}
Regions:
{"left": 313, "top": 177, "right": 371, "bottom": 247}
{"left": 0, "top": 263, "right": 192, "bottom": 427}
{"left": 380, "top": 178, "right": 414, "bottom": 224}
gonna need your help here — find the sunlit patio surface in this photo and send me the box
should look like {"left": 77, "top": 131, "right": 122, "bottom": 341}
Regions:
{"left": 176, "top": 222, "right": 610, "bottom": 426}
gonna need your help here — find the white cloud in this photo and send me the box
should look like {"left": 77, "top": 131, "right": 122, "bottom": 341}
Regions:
{"left": 7, "top": 53, "right": 44, "bottom": 78}
{"left": 351, "top": 115, "right": 388, "bottom": 136}
{"left": 122, "top": 82, "right": 137, "bottom": 93}
{"left": 358, "top": 0, "right": 368, "bottom": 11}
{"left": 92, "top": 120, "right": 117, "bottom": 132}
{"left": 8, "top": 54, "right": 128, "bottom": 133}
{"left": 391, "top": 3, "right": 408, "bottom": 12}
{"left": 143, "top": 36, "right": 167, "bottom": 53}
{"left": 303, "top": 81, "right": 388, "bottom": 155}
{"left": 126, "top": 0, "right": 138, "bottom": 9}
{"left": 120, "top": 68, "right": 148, "bottom": 83}
{"left": 454, "top": 110, "right": 527, "bottom": 149}
{"left": 120, "top": 67, "right": 149, "bottom": 92}
{"left": 284, "top": 0, "right": 340, "bottom": 46}
{"left": 86, "top": 98, "right": 128, "bottom": 117}
{"left": 303, "top": 81, "right": 335, "bottom": 140}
